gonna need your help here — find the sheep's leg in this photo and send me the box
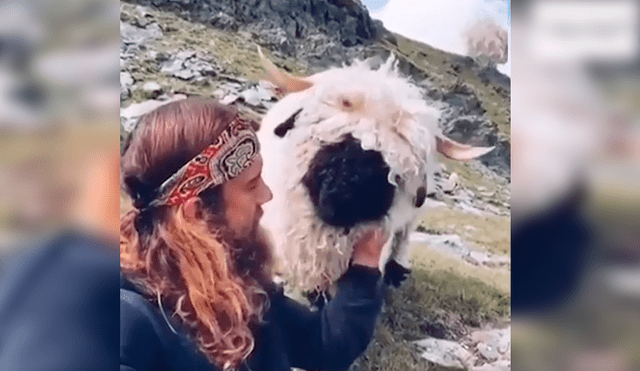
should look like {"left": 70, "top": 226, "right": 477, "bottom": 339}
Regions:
{"left": 394, "top": 223, "right": 414, "bottom": 267}
{"left": 378, "top": 229, "right": 395, "bottom": 273}
{"left": 305, "top": 281, "right": 338, "bottom": 310}
{"left": 383, "top": 225, "right": 412, "bottom": 287}
{"left": 305, "top": 289, "right": 330, "bottom": 311}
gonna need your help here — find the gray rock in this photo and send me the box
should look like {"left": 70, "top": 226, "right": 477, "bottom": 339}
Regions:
{"left": 255, "top": 84, "right": 274, "bottom": 100}
{"left": 238, "top": 85, "right": 274, "bottom": 107}
{"left": 160, "top": 58, "right": 184, "bottom": 75}
{"left": 414, "top": 337, "right": 473, "bottom": 369}
{"left": 470, "top": 328, "right": 510, "bottom": 354}
{"left": 120, "top": 86, "right": 130, "bottom": 102}
{"left": 443, "top": 92, "right": 486, "bottom": 117}
{"left": 261, "top": 101, "right": 276, "bottom": 110}
{"left": 220, "top": 94, "right": 240, "bottom": 105}
{"left": 175, "top": 50, "right": 196, "bottom": 60}
{"left": 468, "top": 326, "right": 511, "bottom": 371}
{"left": 240, "top": 88, "right": 263, "bottom": 107}
{"left": 159, "top": 50, "right": 219, "bottom": 81}
{"left": 478, "top": 342, "right": 501, "bottom": 361}
{"left": 412, "top": 325, "right": 511, "bottom": 371}
{"left": 470, "top": 361, "right": 511, "bottom": 371}
{"left": 442, "top": 173, "right": 458, "bottom": 194}
{"left": 258, "top": 27, "right": 292, "bottom": 54}
{"left": 120, "top": 21, "right": 163, "bottom": 70}
{"left": 154, "top": 51, "right": 171, "bottom": 63}
{"left": 451, "top": 80, "right": 476, "bottom": 95}
{"left": 120, "top": 22, "right": 162, "bottom": 46}
{"left": 218, "top": 74, "right": 248, "bottom": 84}
{"left": 142, "top": 82, "right": 162, "bottom": 99}
{"left": 173, "top": 69, "right": 197, "bottom": 81}
{"left": 184, "top": 58, "right": 217, "bottom": 77}
{"left": 478, "top": 66, "right": 510, "bottom": 93}
{"left": 120, "top": 95, "right": 187, "bottom": 132}
{"left": 120, "top": 4, "right": 153, "bottom": 26}
{"left": 410, "top": 233, "right": 472, "bottom": 257}
{"left": 120, "top": 72, "right": 134, "bottom": 101}
{"left": 209, "top": 12, "right": 238, "bottom": 31}
{"left": 425, "top": 87, "right": 444, "bottom": 101}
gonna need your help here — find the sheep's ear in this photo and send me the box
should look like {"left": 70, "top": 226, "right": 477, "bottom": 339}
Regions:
{"left": 435, "top": 135, "right": 494, "bottom": 161}
{"left": 258, "top": 46, "right": 313, "bottom": 94}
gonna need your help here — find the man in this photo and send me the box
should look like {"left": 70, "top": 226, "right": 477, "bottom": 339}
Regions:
{"left": 120, "top": 98, "right": 388, "bottom": 371}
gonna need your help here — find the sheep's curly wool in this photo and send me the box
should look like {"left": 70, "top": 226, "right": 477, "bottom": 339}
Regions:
{"left": 258, "top": 57, "right": 443, "bottom": 293}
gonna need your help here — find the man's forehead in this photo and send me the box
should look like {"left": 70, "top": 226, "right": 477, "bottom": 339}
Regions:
{"left": 234, "top": 154, "right": 263, "bottom": 182}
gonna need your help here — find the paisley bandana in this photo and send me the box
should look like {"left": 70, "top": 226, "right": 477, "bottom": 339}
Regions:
{"left": 149, "top": 116, "right": 260, "bottom": 207}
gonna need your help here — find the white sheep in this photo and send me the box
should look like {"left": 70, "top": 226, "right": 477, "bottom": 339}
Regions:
{"left": 256, "top": 48, "right": 493, "bottom": 297}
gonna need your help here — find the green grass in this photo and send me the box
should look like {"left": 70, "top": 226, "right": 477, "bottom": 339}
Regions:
{"left": 417, "top": 206, "right": 511, "bottom": 256}
{"left": 350, "top": 267, "right": 511, "bottom": 371}
{"left": 411, "top": 244, "right": 510, "bottom": 294}
{"left": 413, "top": 206, "right": 511, "bottom": 294}
{"left": 405, "top": 269, "right": 510, "bottom": 329}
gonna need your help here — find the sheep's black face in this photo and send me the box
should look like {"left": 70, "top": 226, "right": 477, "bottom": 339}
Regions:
{"left": 301, "top": 135, "right": 396, "bottom": 230}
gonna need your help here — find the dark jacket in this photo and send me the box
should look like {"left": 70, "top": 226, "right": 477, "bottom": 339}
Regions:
{"left": 512, "top": 187, "right": 592, "bottom": 313}
{"left": 120, "top": 265, "right": 384, "bottom": 371}
{"left": 0, "top": 230, "right": 120, "bottom": 371}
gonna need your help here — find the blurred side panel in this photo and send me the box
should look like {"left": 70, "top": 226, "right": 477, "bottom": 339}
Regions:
{"left": 511, "top": 0, "right": 640, "bottom": 370}
{"left": 0, "top": 0, "right": 120, "bottom": 370}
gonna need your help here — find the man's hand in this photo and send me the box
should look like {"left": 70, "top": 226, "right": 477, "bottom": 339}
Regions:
{"left": 351, "top": 227, "right": 389, "bottom": 270}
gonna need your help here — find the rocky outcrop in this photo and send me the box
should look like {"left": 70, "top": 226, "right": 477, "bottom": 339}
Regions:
{"left": 123, "top": 0, "right": 382, "bottom": 49}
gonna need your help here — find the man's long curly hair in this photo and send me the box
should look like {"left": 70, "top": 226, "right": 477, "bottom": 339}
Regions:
{"left": 120, "top": 98, "right": 272, "bottom": 370}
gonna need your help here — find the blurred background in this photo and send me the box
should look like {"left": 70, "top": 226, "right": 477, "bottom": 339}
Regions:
{"left": 510, "top": 0, "right": 640, "bottom": 370}
{"left": 0, "top": 0, "right": 119, "bottom": 254}
{"left": 0, "top": 1, "right": 119, "bottom": 368}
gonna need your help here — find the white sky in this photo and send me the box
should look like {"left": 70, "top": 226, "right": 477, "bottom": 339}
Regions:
{"left": 366, "top": 0, "right": 511, "bottom": 76}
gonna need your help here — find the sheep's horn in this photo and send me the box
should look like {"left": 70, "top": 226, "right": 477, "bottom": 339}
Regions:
{"left": 435, "top": 135, "right": 495, "bottom": 161}
{"left": 257, "top": 45, "right": 313, "bottom": 94}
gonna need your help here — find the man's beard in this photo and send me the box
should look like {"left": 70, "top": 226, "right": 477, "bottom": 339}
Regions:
{"left": 219, "top": 223, "right": 274, "bottom": 291}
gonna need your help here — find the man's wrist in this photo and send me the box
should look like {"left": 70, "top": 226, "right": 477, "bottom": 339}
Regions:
{"left": 351, "top": 256, "right": 381, "bottom": 271}
{"left": 347, "top": 263, "right": 383, "bottom": 280}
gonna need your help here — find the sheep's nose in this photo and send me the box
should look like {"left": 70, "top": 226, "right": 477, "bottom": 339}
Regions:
{"left": 301, "top": 135, "right": 396, "bottom": 229}
{"left": 414, "top": 186, "right": 426, "bottom": 207}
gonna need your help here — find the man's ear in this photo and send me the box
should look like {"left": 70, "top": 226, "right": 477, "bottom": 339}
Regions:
{"left": 183, "top": 197, "right": 202, "bottom": 221}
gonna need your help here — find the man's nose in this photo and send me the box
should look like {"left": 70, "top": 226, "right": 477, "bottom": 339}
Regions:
{"left": 260, "top": 181, "right": 273, "bottom": 205}
{"left": 265, "top": 185, "right": 273, "bottom": 203}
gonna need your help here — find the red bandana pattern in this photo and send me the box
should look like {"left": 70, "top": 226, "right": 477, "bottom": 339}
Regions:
{"left": 149, "top": 116, "right": 260, "bottom": 207}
